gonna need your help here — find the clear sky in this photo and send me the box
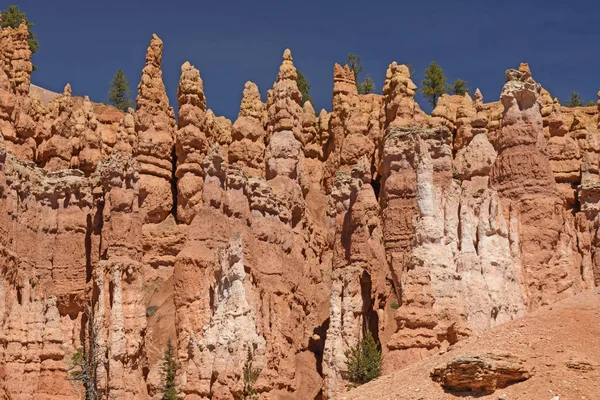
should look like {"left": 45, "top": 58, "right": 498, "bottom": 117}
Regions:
{"left": 12, "top": 0, "right": 600, "bottom": 120}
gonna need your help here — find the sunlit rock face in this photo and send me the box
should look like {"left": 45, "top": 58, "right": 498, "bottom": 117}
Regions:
{"left": 0, "top": 23, "right": 597, "bottom": 399}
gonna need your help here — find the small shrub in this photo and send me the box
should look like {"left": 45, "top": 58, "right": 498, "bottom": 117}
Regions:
{"left": 146, "top": 305, "right": 159, "bottom": 317}
{"left": 345, "top": 329, "right": 382, "bottom": 387}
{"left": 238, "top": 347, "right": 261, "bottom": 400}
{"left": 390, "top": 300, "right": 400, "bottom": 310}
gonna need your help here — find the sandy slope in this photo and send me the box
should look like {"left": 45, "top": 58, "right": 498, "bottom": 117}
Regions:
{"left": 342, "top": 290, "right": 600, "bottom": 400}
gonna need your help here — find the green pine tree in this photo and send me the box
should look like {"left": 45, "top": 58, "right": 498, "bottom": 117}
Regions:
{"left": 564, "top": 91, "right": 584, "bottom": 107}
{"left": 347, "top": 53, "right": 363, "bottom": 85}
{"left": 297, "top": 70, "right": 313, "bottom": 106}
{"left": 421, "top": 61, "right": 448, "bottom": 107}
{"left": 108, "top": 69, "right": 134, "bottom": 112}
{"left": 160, "top": 338, "right": 180, "bottom": 400}
{"left": 449, "top": 78, "right": 470, "bottom": 95}
{"left": 347, "top": 53, "right": 375, "bottom": 94}
{"left": 344, "top": 329, "right": 382, "bottom": 387}
{"left": 1, "top": 5, "right": 39, "bottom": 70}
{"left": 586, "top": 100, "right": 596, "bottom": 107}
{"left": 359, "top": 75, "right": 375, "bottom": 95}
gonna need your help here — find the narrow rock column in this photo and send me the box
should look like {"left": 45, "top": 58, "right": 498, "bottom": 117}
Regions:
{"left": 175, "top": 61, "right": 209, "bottom": 224}
{"left": 92, "top": 152, "right": 146, "bottom": 398}
{"left": 491, "top": 64, "right": 584, "bottom": 308}
{"left": 134, "top": 34, "right": 176, "bottom": 224}
{"left": 229, "top": 81, "right": 267, "bottom": 178}
{"left": 264, "top": 49, "right": 305, "bottom": 225}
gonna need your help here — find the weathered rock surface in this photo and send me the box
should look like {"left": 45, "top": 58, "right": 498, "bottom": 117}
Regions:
{"left": 135, "top": 34, "right": 176, "bottom": 224}
{"left": 431, "top": 353, "right": 533, "bottom": 394}
{"left": 0, "top": 22, "right": 598, "bottom": 400}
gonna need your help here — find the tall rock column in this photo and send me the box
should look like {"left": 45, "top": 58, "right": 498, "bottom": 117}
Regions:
{"left": 134, "top": 34, "right": 176, "bottom": 224}
{"left": 0, "top": 21, "right": 37, "bottom": 161}
{"left": 378, "top": 63, "right": 424, "bottom": 299}
{"left": 9, "top": 21, "right": 31, "bottom": 96}
{"left": 491, "top": 64, "right": 584, "bottom": 309}
{"left": 264, "top": 49, "right": 304, "bottom": 225}
{"left": 578, "top": 91, "right": 600, "bottom": 285}
{"left": 322, "top": 165, "right": 387, "bottom": 399}
{"left": 322, "top": 64, "right": 358, "bottom": 191}
{"left": 380, "top": 126, "right": 470, "bottom": 372}
{"left": 175, "top": 61, "right": 209, "bottom": 224}
{"left": 92, "top": 152, "right": 146, "bottom": 398}
{"left": 380, "top": 62, "right": 426, "bottom": 129}
{"left": 229, "top": 81, "right": 267, "bottom": 178}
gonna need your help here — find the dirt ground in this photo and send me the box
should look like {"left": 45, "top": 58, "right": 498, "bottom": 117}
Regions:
{"left": 341, "top": 290, "right": 600, "bottom": 400}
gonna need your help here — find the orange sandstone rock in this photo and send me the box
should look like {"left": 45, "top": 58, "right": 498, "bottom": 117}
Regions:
{"left": 0, "top": 24, "right": 598, "bottom": 400}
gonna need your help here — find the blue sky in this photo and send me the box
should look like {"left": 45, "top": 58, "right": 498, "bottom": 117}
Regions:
{"left": 13, "top": 0, "right": 600, "bottom": 120}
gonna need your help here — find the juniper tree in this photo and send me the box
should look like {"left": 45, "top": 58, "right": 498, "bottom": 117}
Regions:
{"left": 108, "top": 69, "right": 134, "bottom": 112}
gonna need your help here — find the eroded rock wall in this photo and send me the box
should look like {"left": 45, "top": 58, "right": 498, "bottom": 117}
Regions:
{"left": 0, "top": 22, "right": 598, "bottom": 400}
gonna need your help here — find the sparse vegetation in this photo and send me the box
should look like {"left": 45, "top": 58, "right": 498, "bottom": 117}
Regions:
{"left": 238, "top": 347, "right": 261, "bottom": 400}
{"left": 160, "top": 338, "right": 180, "bottom": 400}
{"left": 390, "top": 300, "right": 400, "bottom": 310}
{"left": 108, "top": 69, "right": 134, "bottom": 112}
{"left": 449, "top": 78, "right": 470, "bottom": 95}
{"left": 344, "top": 329, "right": 382, "bottom": 387}
{"left": 421, "top": 61, "right": 447, "bottom": 107}
{"left": 420, "top": 63, "right": 471, "bottom": 105}
{"left": 406, "top": 63, "right": 416, "bottom": 79}
{"left": 297, "top": 70, "right": 314, "bottom": 107}
{"left": 146, "top": 305, "right": 159, "bottom": 317}
{"left": 67, "top": 301, "right": 107, "bottom": 399}
{"left": 347, "top": 53, "right": 375, "bottom": 94}
{"left": 1, "top": 5, "right": 39, "bottom": 70}
{"left": 563, "top": 91, "right": 584, "bottom": 107}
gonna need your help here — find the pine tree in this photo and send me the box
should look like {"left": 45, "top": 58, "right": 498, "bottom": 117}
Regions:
{"left": 108, "top": 69, "right": 134, "bottom": 112}
{"left": 564, "top": 91, "right": 584, "bottom": 107}
{"left": 347, "top": 53, "right": 375, "bottom": 94}
{"left": 297, "top": 70, "right": 313, "bottom": 106}
{"left": 160, "top": 338, "right": 180, "bottom": 400}
{"left": 586, "top": 100, "right": 596, "bottom": 107}
{"left": 359, "top": 75, "right": 375, "bottom": 95}
{"left": 1, "top": 5, "right": 39, "bottom": 70}
{"left": 449, "top": 78, "right": 470, "bottom": 95}
{"left": 347, "top": 53, "right": 363, "bottom": 85}
{"left": 421, "top": 61, "right": 447, "bottom": 107}
{"left": 344, "top": 329, "right": 382, "bottom": 387}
